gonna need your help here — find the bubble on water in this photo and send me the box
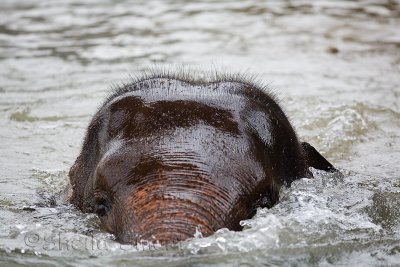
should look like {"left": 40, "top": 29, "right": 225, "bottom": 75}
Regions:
{"left": 193, "top": 226, "right": 204, "bottom": 238}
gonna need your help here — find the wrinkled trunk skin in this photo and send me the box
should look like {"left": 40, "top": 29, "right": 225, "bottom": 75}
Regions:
{"left": 127, "top": 181, "right": 247, "bottom": 244}
{"left": 101, "top": 170, "right": 250, "bottom": 244}
{"left": 120, "top": 196, "right": 223, "bottom": 244}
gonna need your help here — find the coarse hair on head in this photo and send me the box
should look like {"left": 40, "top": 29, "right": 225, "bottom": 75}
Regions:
{"left": 103, "top": 67, "right": 280, "bottom": 109}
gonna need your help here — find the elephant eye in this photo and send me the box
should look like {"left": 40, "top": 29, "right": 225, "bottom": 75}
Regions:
{"left": 94, "top": 197, "right": 112, "bottom": 217}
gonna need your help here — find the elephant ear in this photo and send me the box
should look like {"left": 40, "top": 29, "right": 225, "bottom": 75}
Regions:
{"left": 301, "top": 142, "right": 337, "bottom": 172}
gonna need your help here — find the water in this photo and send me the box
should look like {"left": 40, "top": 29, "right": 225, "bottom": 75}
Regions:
{"left": 1, "top": 0, "right": 399, "bottom": 266}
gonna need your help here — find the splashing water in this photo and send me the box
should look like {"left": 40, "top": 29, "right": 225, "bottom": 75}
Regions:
{"left": 1, "top": 0, "right": 399, "bottom": 266}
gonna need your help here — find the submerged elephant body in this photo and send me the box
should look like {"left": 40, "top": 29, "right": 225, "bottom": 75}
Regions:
{"left": 69, "top": 75, "right": 334, "bottom": 244}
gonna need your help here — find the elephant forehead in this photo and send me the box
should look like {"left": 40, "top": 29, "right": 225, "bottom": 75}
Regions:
{"left": 104, "top": 96, "right": 243, "bottom": 140}
{"left": 96, "top": 124, "right": 264, "bottom": 191}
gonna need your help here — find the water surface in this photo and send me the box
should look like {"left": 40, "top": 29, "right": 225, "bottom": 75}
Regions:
{"left": 1, "top": 0, "right": 399, "bottom": 266}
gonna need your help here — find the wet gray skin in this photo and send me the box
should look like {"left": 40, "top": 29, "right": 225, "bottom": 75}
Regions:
{"left": 1, "top": 1, "right": 400, "bottom": 266}
{"left": 69, "top": 77, "right": 332, "bottom": 245}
